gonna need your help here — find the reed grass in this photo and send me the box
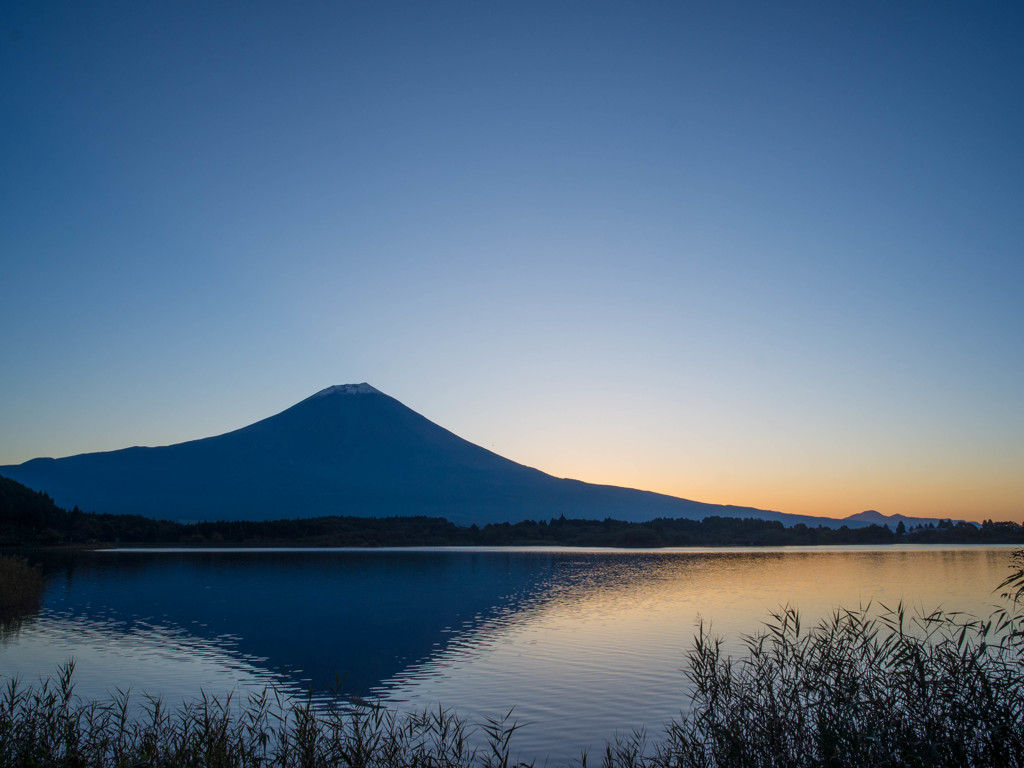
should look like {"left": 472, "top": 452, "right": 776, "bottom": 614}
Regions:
{"left": 0, "top": 661, "right": 532, "bottom": 768}
{"left": 0, "top": 555, "right": 46, "bottom": 638}
{"left": 652, "top": 600, "right": 1024, "bottom": 767}
{"left": 0, "top": 556, "right": 45, "bottom": 614}
{"left": 2, "top": 553, "right": 1023, "bottom": 767}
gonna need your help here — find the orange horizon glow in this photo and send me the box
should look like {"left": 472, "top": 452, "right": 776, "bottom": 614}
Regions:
{"left": 528, "top": 459, "right": 1021, "bottom": 525}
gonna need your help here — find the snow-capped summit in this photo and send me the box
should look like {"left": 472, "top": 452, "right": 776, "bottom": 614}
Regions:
{"left": 309, "top": 383, "right": 381, "bottom": 398}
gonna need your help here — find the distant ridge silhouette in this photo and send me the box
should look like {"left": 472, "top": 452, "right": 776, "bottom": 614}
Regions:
{"left": 843, "top": 509, "right": 965, "bottom": 528}
{"left": 0, "top": 384, "right": 878, "bottom": 527}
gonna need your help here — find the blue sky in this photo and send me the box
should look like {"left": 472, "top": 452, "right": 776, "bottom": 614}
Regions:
{"left": 2, "top": 1, "right": 1022, "bottom": 520}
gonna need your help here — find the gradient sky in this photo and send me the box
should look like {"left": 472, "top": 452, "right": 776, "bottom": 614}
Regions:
{"left": 2, "top": 1, "right": 1022, "bottom": 521}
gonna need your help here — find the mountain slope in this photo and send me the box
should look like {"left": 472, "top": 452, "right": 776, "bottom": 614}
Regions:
{"left": 1, "top": 384, "right": 837, "bottom": 527}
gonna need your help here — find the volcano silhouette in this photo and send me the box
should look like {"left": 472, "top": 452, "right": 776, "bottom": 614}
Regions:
{"left": 1, "top": 384, "right": 788, "bottom": 525}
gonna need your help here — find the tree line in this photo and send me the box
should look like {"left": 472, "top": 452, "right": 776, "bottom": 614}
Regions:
{"left": 3, "top": 474, "right": 1022, "bottom": 548}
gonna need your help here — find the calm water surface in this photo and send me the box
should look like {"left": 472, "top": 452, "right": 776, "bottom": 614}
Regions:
{"left": 1, "top": 545, "right": 1017, "bottom": 762}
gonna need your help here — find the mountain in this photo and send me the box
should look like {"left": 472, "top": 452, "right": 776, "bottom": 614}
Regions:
{"left": 1, "top": 383, "right": 859, "bottom": 528}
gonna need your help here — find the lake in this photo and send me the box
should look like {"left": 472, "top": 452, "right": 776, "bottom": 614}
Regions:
{"left": 1, "top": 545, "right": 1019, "bottom": 763}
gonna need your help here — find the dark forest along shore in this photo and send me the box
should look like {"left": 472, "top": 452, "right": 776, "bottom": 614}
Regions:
{"left": 1, "top": 546, "right": 1018, "bottom": 762}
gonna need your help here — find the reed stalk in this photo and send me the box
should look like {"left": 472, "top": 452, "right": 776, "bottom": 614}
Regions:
{"left": 0, "top": 556, "right": 45, "bottom": 614}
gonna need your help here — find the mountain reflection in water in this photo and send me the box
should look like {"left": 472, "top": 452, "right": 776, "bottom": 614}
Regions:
{"left": 26, "top": 549, "right": 570, "bottom": 696}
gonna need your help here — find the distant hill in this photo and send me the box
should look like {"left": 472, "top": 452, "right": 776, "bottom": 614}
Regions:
{"left": 0, "top": 474, "right": 68, "bottom": 539}
{"left": 1, "top": 384, "right": 873, "bottom": 528}
{"left": 843, "top": 509, "right": 969, "bottom": 529}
